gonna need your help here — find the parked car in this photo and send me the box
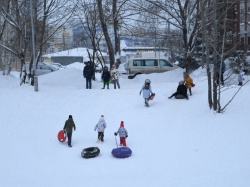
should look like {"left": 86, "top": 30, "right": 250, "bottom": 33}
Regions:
{"left": 127, "top": 58, "right": 177, "bottom": 79}
{"left": 51, "top": 62, "right": 64, "bottom": 68}
{"left": 24, "top": 62, "right": 59, "bottom": 76}
{"left": 118, "top": 62, "right": 128, "bottom": 75}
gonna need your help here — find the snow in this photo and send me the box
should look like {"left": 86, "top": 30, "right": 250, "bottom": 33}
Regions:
{"left": 1, "top": 63, "right": 250, "bottom": 187}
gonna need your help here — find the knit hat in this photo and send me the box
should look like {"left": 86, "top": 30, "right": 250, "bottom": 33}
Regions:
{"left": 69, "top": 115, "right": 72, "bottom": 119}
{"left": 101, "top": 115, "right": 104, "bottom": 117}
{"left": 120, "top": 121, "right": 124, "bottom": 127}
{"left": 179, "top": 81, "right": 184, "bottom": 85}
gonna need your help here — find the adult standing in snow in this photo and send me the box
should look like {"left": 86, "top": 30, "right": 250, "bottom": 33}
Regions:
{"left": 139, "top": 79, "right": 153, "bottom": 107}
{"left": 111, "top": 65, "right": 120, "bottom": 89}
{"left": 101, "top": 66, "right": 111, "bottom": 89}
{"left": 183, "top": 72, "right": 193, "bottom": 96}
{"left": 114, "top": 121, "right": 128, "bottom": 147}
{"left": 63, "top": 115, "right": 76, "bottom": 147}
{"left": 238, "top": 70, "right": 245, "bottom": 86}
{"left": 83, "top": 61, "right": 94, "bottom": 89}
{"left": 94, "top": 115, "right": 107, "bottom": 142}
{"left": 168, "top": 81, "right": 188, "bottom": 100}
{"left": 216, "top": 61, "right": 226, "bottom": 86}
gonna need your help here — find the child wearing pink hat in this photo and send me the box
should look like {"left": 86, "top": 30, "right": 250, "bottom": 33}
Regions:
{"left": 114, "top": 121, "right": 128, "bottom": 147}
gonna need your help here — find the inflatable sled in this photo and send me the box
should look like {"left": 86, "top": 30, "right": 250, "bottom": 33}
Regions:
{"left": 111, "top": 147, "right": 132, "bottom": 158}
{"left": 58, "top": 130, "right": 67, "bottom": 142}
{"left": 175, "top": 94, "right": 186, "bottom": 99}
{"left": 149, "top": 93, "right": 155, "bottom": 100}
{"left": 81, "top": 147, "right": 100, "bottom": 158}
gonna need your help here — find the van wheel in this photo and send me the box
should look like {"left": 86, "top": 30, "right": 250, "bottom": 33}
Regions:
{"left": 128, "top": 75, "right": 134, "bottom": 79}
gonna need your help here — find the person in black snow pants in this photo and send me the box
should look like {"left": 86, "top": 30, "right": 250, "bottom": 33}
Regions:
{"left": 83, "top": 61, "right": 94, "bottom": 89}
{"left": 63, "top": 115, "right": 76, "bottom": 147}
{"left": 168, "top": 81, "right": 188, "bottom": 100}
{"left": 101, "top": 67, "right": 111, "bottom": 89}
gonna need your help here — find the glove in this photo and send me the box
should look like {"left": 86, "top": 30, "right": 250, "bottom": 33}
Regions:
{"left": 114, "top": 132, "right": 117, "bottom": 136}
{"left": 126, "top": 135, "right": 128, "bottom": 138}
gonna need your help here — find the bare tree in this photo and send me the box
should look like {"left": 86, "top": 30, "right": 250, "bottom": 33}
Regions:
{"left": 204, "top": 0, "right": 242, "bottom": 112}
{"left": 129, "top": 0, "right": 201, "bottom": 72}
{"left": 0, "top": 0, "right": 77, "bottom": 82}
{"left": 97, "top": 0, "right": 115, "bottom": 68}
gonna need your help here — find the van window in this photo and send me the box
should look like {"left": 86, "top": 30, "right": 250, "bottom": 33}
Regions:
{"left": 133, "top": 60, "right": 142, "bottom": 66}
{"left": 159, "top": 59, "right": 173, "bottom": 67}
{"left": 144, "top": 60, "right": 157, "bottom": 66}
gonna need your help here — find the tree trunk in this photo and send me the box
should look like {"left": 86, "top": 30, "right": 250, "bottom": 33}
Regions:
{"left": 97, "top": 0, "right": 115, "bottom": 68}
{"left": 113, "top": 0, "right": 120, "bottom": 60}
{"left": 212, "top": 0, "right": 218, "bottom": 111}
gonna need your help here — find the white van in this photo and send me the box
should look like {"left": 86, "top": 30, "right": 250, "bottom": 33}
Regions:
{"left": 127, "top": 58, "right": 177, "bottom": 79}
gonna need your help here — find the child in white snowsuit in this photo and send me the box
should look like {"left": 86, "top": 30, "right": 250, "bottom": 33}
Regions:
{"left": 238, "top": 70, "right": 245, "bottom": 86}
{"left": 94, "top": 115, "right": 107, "bottom": 142}
{"left": 114, "top": 121, "right": 128, "bottom": 147}
{"left": 139, "top": 79, "right": 153, "bottom": 107}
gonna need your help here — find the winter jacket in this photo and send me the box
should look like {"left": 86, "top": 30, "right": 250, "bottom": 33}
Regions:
{"left": 102, "top": 70, "right": 111, "bottom": 82}
{"left": 83, "top": 65, "right": 94, "bottom": 78}
{"left": 116, "top": 127, "right": 128, "bottom": 138}
{"left": 94, "top": 117, "right": 107, "bottom": 132}
{"left": 177, "top": 84, "right": 187, "bottom": 95}
{"left": 184, "top": 76, "right": 193, "bottom": 88}
{"left": 140, "top": 84, "right": 153, "bottom": 99}
{"left": 111, "top": 68, "right": 119, "bottom": 80}
{"left": 216, "top": 62, "right": 226, "bottom": 73}
{"left": 63, "top": 118, "right": 76, "bottom": 133}
{"left": 238, "top": 71, "right": 245, "bottom": 82}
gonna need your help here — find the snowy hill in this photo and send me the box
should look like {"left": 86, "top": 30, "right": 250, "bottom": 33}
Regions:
{"left": 1, "top": 64, "right": 250, "bottom": 187}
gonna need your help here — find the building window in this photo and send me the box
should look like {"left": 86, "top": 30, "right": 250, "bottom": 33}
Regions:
{"left": 50, "top": 48, "right": 54, "bottom": 53}
{"left": 57, "top": 38, "right": 62, "bottom": 43}
{"left": 50, "top": 37, "right": 54, "bottom": 42}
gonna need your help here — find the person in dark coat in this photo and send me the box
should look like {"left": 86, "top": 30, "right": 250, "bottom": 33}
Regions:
{"left": 63, "top": 115, "right": 76, "bottom": 147}
{"left": 83, "top": 61, "right": 94, "bottom": 89}
{"left": 101, "top": 66, "right": 111, "bottom": 89}
{"left": 216, "top": 61, "right": 226, "bottom": 86}
{"left": 168, "top": 81, "right": 188, "bottom": 100}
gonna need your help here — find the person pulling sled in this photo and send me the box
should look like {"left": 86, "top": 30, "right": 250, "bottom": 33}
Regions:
{"left": 139, "top": 79, "right": 154, "bottom": 107}
{"left": 63, "top": 115, "right": 76, "bottom": 147}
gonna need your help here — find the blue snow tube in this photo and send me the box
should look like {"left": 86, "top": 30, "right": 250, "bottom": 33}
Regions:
{"left": 81, "top": 147, "right": 100, "bottom": 158}
{"left": 111, "top": 147, "right": 132, "bottom": 158}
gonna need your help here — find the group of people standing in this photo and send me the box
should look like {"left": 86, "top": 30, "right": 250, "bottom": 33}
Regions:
{"left": 83, "top": 61, "right": 120, "bottom": 89}
{"left": 63, "top": 115, "right": 128, "bottom": 148}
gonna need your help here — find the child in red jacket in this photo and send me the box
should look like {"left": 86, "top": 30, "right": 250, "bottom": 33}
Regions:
{"left": 114, "top": 121, "right": 128, "bottom": 147}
